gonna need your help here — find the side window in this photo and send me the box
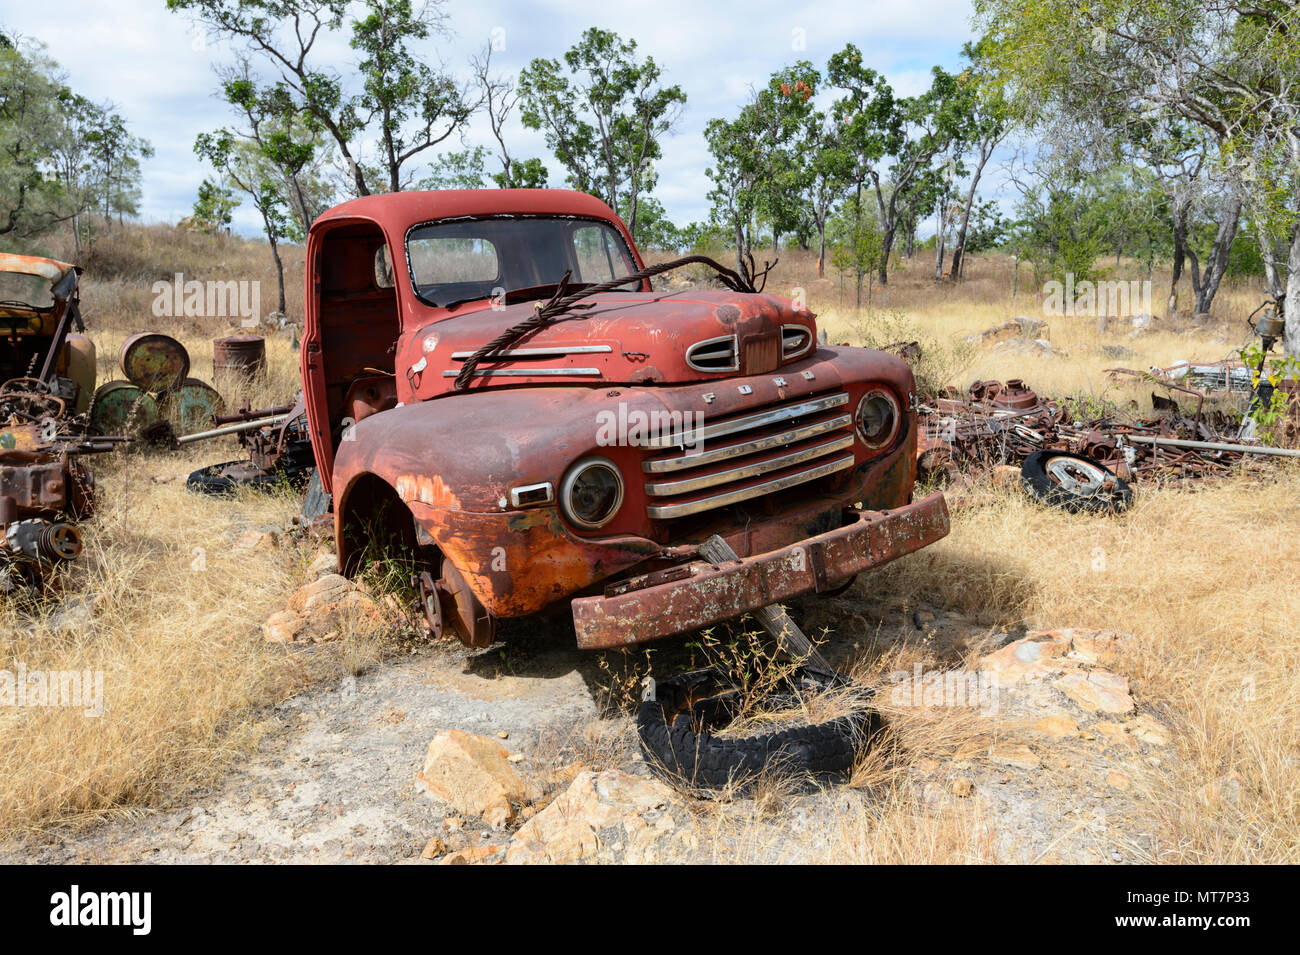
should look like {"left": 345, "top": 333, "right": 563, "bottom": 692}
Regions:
{"left": 572, "top": 225, "right": 621, "bottom": 283}
{"left": 374, "top": 244, "right": 394, "bottom": 289}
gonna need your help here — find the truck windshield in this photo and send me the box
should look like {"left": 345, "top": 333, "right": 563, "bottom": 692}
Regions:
{"left": 0, "top": 272, "right": 54, "bottom": 309}
{"left": 407, "top": 216, "right": 639, "bottom": 307}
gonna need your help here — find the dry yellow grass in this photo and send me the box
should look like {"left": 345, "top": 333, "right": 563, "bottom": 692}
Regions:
{"left": 834, "top": 468, "right": 1300, "bottom": 863}
{"left": 0, "top": 226, "right": 379, "bottom": 838}
{"left": 0, "top": 451, "right": 392, "bottom": 836}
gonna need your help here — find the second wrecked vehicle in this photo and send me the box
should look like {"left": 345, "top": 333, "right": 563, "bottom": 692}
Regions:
{"left": 301, "top": 190, "right": 948, "bottom": 649}
{"left": 0, "top": 254, "right": 99, "bottom": 589}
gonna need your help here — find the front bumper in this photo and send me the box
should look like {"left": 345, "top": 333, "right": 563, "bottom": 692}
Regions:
{"left": 571, "top": 491, "right": 949, "bottom": 649}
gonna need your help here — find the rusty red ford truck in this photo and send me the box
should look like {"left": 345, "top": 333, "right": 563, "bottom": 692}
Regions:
{"left": 300, "top": 189, "right": 948, "bottom": 650}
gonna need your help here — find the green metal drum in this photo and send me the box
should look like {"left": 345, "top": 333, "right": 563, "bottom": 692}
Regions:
{"left": 119, "top": 332, "right": 191, "bottom": 393}
{"left": 89, "top": 380, "right": 161, "bottom": 436}
{"left": 158, "top": 377, "right": 225, "bottom": 435}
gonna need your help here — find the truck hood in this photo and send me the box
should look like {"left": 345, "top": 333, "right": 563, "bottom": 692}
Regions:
{"left": 398, "top": 289, "right": 817, "bottom": 400}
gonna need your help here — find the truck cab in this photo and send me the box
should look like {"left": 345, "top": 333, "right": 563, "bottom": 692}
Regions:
{"left": 301, "top": 189, "right": 948, "bottom": 649}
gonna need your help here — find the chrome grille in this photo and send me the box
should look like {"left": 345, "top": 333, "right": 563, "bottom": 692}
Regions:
{"left": 642, "top": 391, "right": 856, "bottom": 520}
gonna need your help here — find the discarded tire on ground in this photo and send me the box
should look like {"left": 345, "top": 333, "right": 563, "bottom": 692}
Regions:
{"left": 186, "top": 451, "right": 313, "bottom": 495}
{"left": 636, "top": 667, "right": 882, "bottom": 789}
{"left": 1020, "top": 450, "right": 1133, "bottom": 514}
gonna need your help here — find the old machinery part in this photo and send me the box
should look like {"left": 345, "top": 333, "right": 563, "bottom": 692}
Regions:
{"left": 4, "top": 518, "right": 82, "bottom": 562}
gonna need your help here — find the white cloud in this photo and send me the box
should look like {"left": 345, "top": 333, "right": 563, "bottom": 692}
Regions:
{"left": 4, "top": 0, "right": 980, "bottom": 232}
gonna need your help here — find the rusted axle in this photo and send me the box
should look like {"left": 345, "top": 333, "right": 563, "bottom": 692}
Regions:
{"left": 174, "top": 414, "right": 290, "bottom": 446}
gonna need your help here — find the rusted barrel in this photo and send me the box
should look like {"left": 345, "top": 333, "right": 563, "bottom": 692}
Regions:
{"left": 120, "top": 332, "right": 190, "bottom": 393}
{"left": 158, "top": 377, "right": 226, "bottom": 435}
{"left": 89, "top": 380, "right": 161, "bottom": 437}
{"left": 213, "top": 335, "right": 267, "bottom": 382}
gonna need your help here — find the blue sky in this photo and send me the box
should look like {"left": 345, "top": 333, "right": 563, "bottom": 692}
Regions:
{"left": 3, "top": 0, "right": 983, "bottom": 234}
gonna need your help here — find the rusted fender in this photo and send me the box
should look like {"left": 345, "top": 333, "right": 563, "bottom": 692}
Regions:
{"left": 331, "top": 386, "right": 676, "bottom": 616}
{"left": 570, "top": 493, "right": 951, "bottom": 650}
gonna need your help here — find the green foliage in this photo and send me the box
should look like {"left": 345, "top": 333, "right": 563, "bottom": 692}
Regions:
{"left": 1239, "top": 343, "right": 1300, "bottom": 443}
{"left": 417, "top": 147, "right": 488, "bottom": 190}
{"left": 518, "top": 28, "right": 685, "bottom": 237}
{"left": 828, "top": 194, "right": 883, "bottom": 300}
{"left": 192, "top": 178, "right": 238, "bottom": 233}
{"left": 676, "top": 220, "right": 729, "bottom": 255}
{"left": 975, "top": 0, "right": 1300, "bottom": 344}
{"left": 349, "top": 0, "right": 472, "bottom": 192}
{"left": 492, "top": 157, "right": 547, "bottom": 190}
{"left": 964, "top": 199, "right": 1011, "bottom": 251}
{"left": 0, "top": 39, "right": 150, "bottom": 243}
{"left": 618, "top": 195, "right": 680, "bottom": 251}
{"left": 705, "top": 63, "right": 819, "bottom": 273}
{"left": 169, "top": 0, "right": 471, "bottom": 199}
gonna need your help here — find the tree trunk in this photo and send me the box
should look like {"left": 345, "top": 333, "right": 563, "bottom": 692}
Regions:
{"left": 1258, "top": 230, "right": 1285, "bottom": 300}
{"left": 1193, "top": 198, "right": 1242, "bottom": 315}
{"left": 270, "top": 237, "right": 286, "bottom": 316}
{"left": 734, "top": 220, "right": 746, "bottom": 281}
{"left": 949, "top": 146, "right": 988, "bottom": 282}
{"left": 817, "top": 223, "right": 826, "bottom": 279}
{"left": 872, "top": 177, "right": 892, "bottom": 286}
{"left": 878, "top": 227, "right": 895, "bottom": 286}
{"left": 1169, "top": 204, "right": 1188, "bottom": 318}
{"left": 1285, "top": 225, "right": 1300, "bottom": 356}
{"left": 934, "top": 206, "right": 946, "bottom": 280}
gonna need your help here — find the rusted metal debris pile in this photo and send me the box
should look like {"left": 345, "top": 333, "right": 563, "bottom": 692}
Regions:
{"left": 0, "top": 255, "right": 112, "bottom": 591}
{"left": 917, "top": 375, "right": 1297, "bottom": 492}
{"left": 0, "top": 251, "right": 310, "bottom": 593}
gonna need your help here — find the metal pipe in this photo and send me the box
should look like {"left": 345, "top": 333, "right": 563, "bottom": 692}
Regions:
{"left": 175, "top": 414, "right": 289, "bottom": 445}
{"left": 1124, "top": 434, "right": 1300, "bottom": 458}
{"left": 211, "top": 402, "right": 294, "bottom": 426}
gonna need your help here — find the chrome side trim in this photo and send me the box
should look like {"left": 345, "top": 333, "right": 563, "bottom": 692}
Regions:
{"left": 645, "top": 455, "right": 856, "bottom": 519}
{"left": 442, "top": 367, "right": 601, "bottom": 377}
{"left": 645, "top": 435, "right": 855, "bottom": 496}
{"left": 450, "top": 345, "right": 612, "bottom": 359}
{"left": 643, "top": 413, "right": 853, "bottom": 473}
{"left": 643, "top": 392, "right": 849, "bottom": 450}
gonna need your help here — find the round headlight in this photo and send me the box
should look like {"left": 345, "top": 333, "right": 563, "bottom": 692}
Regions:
{"left": 560, "top": 457, "right": 624, "bottom": 529}
{"left": 856, "top": 389, "right": 900, "bottom": 447}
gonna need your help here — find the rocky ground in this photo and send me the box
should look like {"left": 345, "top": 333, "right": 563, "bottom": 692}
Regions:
{"left": 0, "top": 556, "right": 1184, "bottom": 864}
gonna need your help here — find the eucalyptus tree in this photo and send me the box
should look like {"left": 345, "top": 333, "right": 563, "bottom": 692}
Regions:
{"left": 976, "top": 0, "right": 1300, "bottom": 351}
{"left": 169, "top": 0, "right": 474, "bottom": 199}
{"left": 518, "top": 28, "right": 685, "bottom": 238}
{"left": 829, "top": 47, "right": 965, "bottom": 285}
{"left": 704, "top": 64, "right": 818, "bottom": 280}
